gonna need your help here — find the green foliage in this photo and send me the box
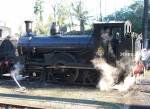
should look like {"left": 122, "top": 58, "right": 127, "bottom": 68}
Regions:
{"left": 71, "top": 0, "right": 90, "bottom": 32}
{"left": 50, "top": 0, "right": 70, "bottom": 32}
{"left": 71, "top": 1, "right": 88, "bottom": 20}
{"left": 65, "top": 29, "right": 92, "bottom": 35}
{"left": 56, "top": 4, "right": 69, "bottom": 26}
{"left": 15, "top": 26, "right": 23, "bottom": 37}
{"left": 34, "top": 0, "right": 44, "bottom": 21}
{"left": 104, "top": 0, "right": 144, "bottom": 33}
{"left": 34, "top": 21, "right": 49, "bottom": 35}
{"left": 34, "top": 0, "right": 49, "bottom": 35}
{"left": 33, "top": 0, "right": 92, "bottom": 35}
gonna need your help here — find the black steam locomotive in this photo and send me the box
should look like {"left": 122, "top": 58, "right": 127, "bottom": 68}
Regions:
{"left": 16, "top": 20, "right": 141, "bottom": 85}
{"left": 0, "top": 28, "right": 17, "bottom": 78}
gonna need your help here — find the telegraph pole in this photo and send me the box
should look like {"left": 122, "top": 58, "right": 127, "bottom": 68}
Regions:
{"left": 143, "top": 0, "right": 149, "bottom": 48}
{"left": 99, "top": 0, "right": 102, "bottom": 21}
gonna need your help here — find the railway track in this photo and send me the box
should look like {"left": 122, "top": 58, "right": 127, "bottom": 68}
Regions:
{"left": 0, "top": 72, "right": 150, "bottom": 109}
{"left": 0, "top": 103, "right": 40, "bottom": 109}
{"left": 0, "top": 93, "right": 125, "bottom": 109}
{"left": 0, "top": 91, "right": 149, "bottom": 109}
{"left": 0, "top": 79, "right": 150, "bottom": 109}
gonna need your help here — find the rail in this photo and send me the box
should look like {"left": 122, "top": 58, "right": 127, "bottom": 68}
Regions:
{"left": 0, "top": 92, "right": 149, "bottom": 109}
{"left": 0, "top": 93, "right": 124, "bottom": 109}
{"left": 0, "top": 103, "right": 40, "bottom": 109}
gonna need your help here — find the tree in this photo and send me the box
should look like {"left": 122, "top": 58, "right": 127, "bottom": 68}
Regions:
{"left": 71, "top": 0, "right": 89, "bottom": 33}
{"left": 34, "top": 0, "right": 44, "bottom": 21}
{"left": 33, "top": 0, "right": 50, "bottom": 35}
{"left": 104, "top": 0, "right": 144, "bottom": 33}
{"left": 15, "top": 25, "right": 23, "bottom": 37}
{"left": 56, "top": 5, "right": 68, "bottom": 26}
{"left": 49, "top": 0, "right": 70, "bottom": 32}
{"left": 51, "top": 0, "right": 61, "bottom": 22}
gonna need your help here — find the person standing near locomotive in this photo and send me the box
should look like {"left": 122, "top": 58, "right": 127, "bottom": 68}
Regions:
{"left": 141, "top": 48, "right": 150, "bottom": 69}
{"left": 132, "top": 57, "right": 144, "bottom": 84}
{"left": 101, "top": 28, "right": 112, "bottom": 43}
{"left": 111, "top": 32, "right": 120, "bottom": 57}
{"left": 132, "top": 49, "right": 148, "bottom": 84}
{"left": 134, "top": 48, "right": 150, "bottom": 70}
{"left": 100, "top": 28, "right": 116, "bottom": 66}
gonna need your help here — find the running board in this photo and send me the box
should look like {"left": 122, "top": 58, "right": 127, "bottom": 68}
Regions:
{"left": 25, "top": 62, "right": 95, "bottom": 70}
{"left": 2, "top": 74, "right": 28, "bottom": 80}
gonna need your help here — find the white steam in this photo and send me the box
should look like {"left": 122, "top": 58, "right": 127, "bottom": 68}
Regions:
{"left": 92, "top": 58, "right": 135, "bottom": 91}
{"left": 11, "top": 62, "right": 24, "bottom": 81}
{"left": 92, "top": 59, "right": 118, "bottom": 91}
{"left": 135, "top": 51, "right": 141, "bottom": 62}
{"left": 10, "top": 62, "right": 25, "bottom": 90}
{"left": 112, "top": 75, "right": 135, "bottom": 91}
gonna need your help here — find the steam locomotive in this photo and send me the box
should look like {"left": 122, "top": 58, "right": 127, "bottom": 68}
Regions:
{"left": 15, "top": 20, "right": 141, "bottom": 85}
{"left": 0, "top": 27, "right": 18, "bottom": 78}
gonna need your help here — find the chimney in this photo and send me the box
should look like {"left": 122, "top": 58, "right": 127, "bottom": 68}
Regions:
{"left": 24, "top": 20, "right": 32, "bottom": 35}
{"left": 0, "top": 29, "right": 2, "bottom": 37}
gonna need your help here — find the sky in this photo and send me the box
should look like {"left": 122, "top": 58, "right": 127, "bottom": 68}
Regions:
{"left": 0, "top": 0, "right": 134, "bottom": 35}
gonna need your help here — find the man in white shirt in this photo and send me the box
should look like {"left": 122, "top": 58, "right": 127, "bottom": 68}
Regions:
{"left": 141, "top": 48, "right": 150, "bottom": 69}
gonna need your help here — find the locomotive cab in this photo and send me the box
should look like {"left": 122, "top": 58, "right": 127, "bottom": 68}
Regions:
{"left": 93, "top": 20, "right": 132, "bottom": 38}
{"left": 93, "top": 20, "right": 133, "bottom": 65}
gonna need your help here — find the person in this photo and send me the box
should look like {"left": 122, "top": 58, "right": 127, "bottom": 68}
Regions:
{"left": 132, "top": 59, "right": 144, "bottom": 84}
{"left": 101, "top": 29, "right": 112, "bottom": 43}
{"left": 141, "top": 48, "right": 150, "bottom": 69}
{"left": 111, "top": 32, "right": 120, "bottom": 57}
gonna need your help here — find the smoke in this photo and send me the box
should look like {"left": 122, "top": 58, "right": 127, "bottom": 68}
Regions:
{"left": 134, "top": 51, "right": 141, "bottom": 62}
{"left": 112, "top": 75, "right": 135, "bottom": 91}
{"left": 122, "top": 50, "right": 146, "bottom": 89}
{"left": 11, "top": 62, "right": 24, "bottom": 81}
{"left": 92, "top": 57, "right": 135, "bottom": 91}
{"left": 92, "top": 58, "right": 120, "bottom": 91}
{"left": 10, "top": 62, "right": 26, "bottom": 91}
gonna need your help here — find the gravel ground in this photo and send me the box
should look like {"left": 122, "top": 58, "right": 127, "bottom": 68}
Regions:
{"left": 0, "top": 80, "right": 128, "bottom": 109}
{"left": 0, "top": 72, "right": 149, "bottom": 109}
{"left": 0, "top": 80, "right": 125, "bottom": 101}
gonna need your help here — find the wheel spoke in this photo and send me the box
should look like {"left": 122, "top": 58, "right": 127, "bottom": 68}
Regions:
{"left": 51, "top": 68, "right": 79, "bottom": 83}
{"left": 82, "top": 70, "right": 99, "bottom": 85}
{"left": 48, "top": 53, "right": 79, "bottom": 83}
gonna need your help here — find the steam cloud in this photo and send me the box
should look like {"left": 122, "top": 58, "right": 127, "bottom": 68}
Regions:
{"left": 112, "top": 75, "right": 135, "bottom": 91}
{"left": 92, "top": 57, "right": 136, "bottom": 91}
{"left": 10, "top": 62, "right": 26, "bottom": 91}
{"left": 11, "top": 62, "right": 24, "bottom": 80}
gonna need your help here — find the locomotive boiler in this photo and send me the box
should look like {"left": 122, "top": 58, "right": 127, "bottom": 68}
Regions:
{"left": 17, "top": 20, "right": 141, "bottom": 85}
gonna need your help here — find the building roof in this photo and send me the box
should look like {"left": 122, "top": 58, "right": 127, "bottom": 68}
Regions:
{"left": 94, "top": 20, "right": 132, "bottom": 27}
